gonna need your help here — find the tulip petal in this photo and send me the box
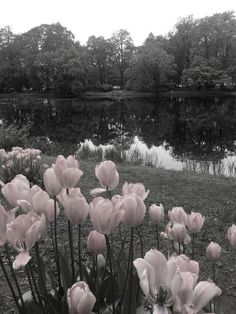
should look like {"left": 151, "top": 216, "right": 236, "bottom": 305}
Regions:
{"left": 191, "top": 281, "right": 222, "bottom": 312}
{"left": 13, "top": 252, "right": 31, "bottom": 269}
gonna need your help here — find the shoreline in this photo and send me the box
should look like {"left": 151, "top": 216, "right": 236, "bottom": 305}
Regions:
{"left": 0, "top": 89, "right": 236, "bottom": 100}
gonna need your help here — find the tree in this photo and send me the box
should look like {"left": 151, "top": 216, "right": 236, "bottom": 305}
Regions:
{"left": 110, "top": 29, "right": 134, "bottom": 88}
{"left": 126, "top": 37, "right": 176, "bottom": 92}
{"left": 86, "top": 36, "right": 114, "bottom": 86}
{"left": 168, "top": 16, "right": 196, "bottom": 81}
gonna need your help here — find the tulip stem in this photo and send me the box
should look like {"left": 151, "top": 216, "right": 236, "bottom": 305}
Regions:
{"left": 192, "top": 233, "right": 195, "bottom": 260}
{"left": 119, "top": 226, "right": 133, "bottom": 311}
{"left": 178, "top": 243, "right": 181, "bottom": 255}
{"left": 68, "top": 220, "right": 75, "bottom": 282}
{"left": 0, "top": 252, "right": 23, "bottom": 314}
{"left": 5, "top": 244, "right": 25, "bottom": 313}
{"left": 53, "top": 196, "right": 62, "bottom": 297}
{"left": 136, "top": 226, "right": 144, "bottom": 257}
{"left": 28, "top": 262, "right": 46, "bottom": 314}
{"left": 25, "top": 263, "right": 36, "bottom": 302}
{"left": 156, "top": 225, "right": 160, "bottom": 250}
{"left": 128, "top": 227, "right": 134, "bottom": 314}
{"left": 34, "top": 242, "right": 49, "bottom": 314}
{"left": 105, "top": 234, "right": 115, "bottom": 313}
{"left": 78, "top": 224, "right": 83, "bottom": 281}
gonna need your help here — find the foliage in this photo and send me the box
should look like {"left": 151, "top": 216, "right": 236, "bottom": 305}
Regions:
{"left": 0, "top": 122, "right": 30, "bottom": 150}
{"left": 0, "top": 12, "right": 236, "bottom": 93}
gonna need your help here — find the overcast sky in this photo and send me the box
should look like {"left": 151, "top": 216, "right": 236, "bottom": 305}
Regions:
{"left": 1, "top": 0, "right": 236, "bottom": 45}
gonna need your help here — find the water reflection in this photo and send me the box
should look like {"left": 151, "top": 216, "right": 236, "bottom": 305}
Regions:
{"left": 78, "top": 136, "right": 236, "bottom": 177}
{"left": 0, "top": 94, "right": 236, "bottom": 176}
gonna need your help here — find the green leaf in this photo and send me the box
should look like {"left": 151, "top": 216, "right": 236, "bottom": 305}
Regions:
{"left": 59, "top": 252, "right": 73, "bottom": 290}
{"left": 24, "top": 301, "right": 45, "bottom": 314}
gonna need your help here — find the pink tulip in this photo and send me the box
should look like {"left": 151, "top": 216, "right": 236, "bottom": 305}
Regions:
{"left": 168, "top": 207, "right": 188, "bottom": 226}
{"left": 168, "top": 223, "right": 189, "bottom": 244}
{"left": 43, "top": 168, "right": 62, "bottom": 196}
{"left": 122, "top": 182, "right": 149, "bottom": 200}
{"left": 6, "top": 212, "right": 46, "bottom": 269}
{"left": 53, "top": 155, "right": 83, "bottom": 189}
{"left": 42, "top": 199, "right": 60, "bottom": 222}
{"left": 227, "top": 224, "right": 236, "bottom": 248}
{"left": 95, "top": 160, "right": 119, "bottom": 190}
{"left": 183, "top": 281, "right": 222, "bottom": 313}
{"left": 171, "top": 254, "right": 199, "bottom": 275}
{"left": 134, "top": 249, "right": 182, "bottom": 310}
{"left": 89, "top": 198, "right": 124, "bottom": 234}
{"left": 148, "top": 204, "right": 164, "bottom": 224}
{"left": 116, "top": 194, "right": 146, "bottom": 226}
{"left": 87, "top": 230, "right": 106, "bottom": 255}
{"left": 187, "top": 212, "right": 205, "bottom": 233}
{"left": 206, "top": 242, "right": 221, "bottom": 262}
{"left": 61, "top": 193, "right": 89, "bottom": 225}
{"left": 1, "top": 174, "right": 30, "bottom": 207}
{"left": 18, "top": 188, "right": 49, "bottom": 214}
{"left": 67, "top": 281, "right": 96, "bottom": 314}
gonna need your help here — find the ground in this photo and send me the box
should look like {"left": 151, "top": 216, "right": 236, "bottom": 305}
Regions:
{"left": 0, "top": 160, "right": 236, "bottom": 313}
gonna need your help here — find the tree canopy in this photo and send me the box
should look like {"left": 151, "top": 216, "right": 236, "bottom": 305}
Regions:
{"left": 0, "top": 12, "right": 236, "bottom": 94}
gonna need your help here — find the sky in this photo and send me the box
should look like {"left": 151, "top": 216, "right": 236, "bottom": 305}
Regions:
{"left": 0, "top": 0, "right": 236, "bottom": 46}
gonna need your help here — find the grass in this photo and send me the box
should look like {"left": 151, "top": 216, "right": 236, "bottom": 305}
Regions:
{"left": 1, "top": 158, "right": 236, "bottom": 313}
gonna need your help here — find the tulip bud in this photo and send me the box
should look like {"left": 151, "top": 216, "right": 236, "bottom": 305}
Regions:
{"left": 168, "top": 223, "right": 188, "bottom": 244}
{"left": 43, "top": 168, "right": 62, "bottom": 196}
{"left": 117, "top": 194, "right": 146, "bottom": 227}
{"left": 122, "top": 182, "right": 149, "bottom": 200}
{"left": 187, "top": 212, "right": 205, "bottom": 233}
{"left": 67, "top": 281, "right": 96, "bottom": 314}
{"left": 95, "top": 160, "right": 119, "bottom": 190}
{"left": 227, "top": 224, "right": 236, "bottom": 248}
{"left": 148, "top": 204, "right": 164, "bottom": 224}
{"left": 168, "top": 207, "right": 187, "bottom": 226}
{"left": 206, "top": 242, "right": 221, "bottom": 262}
{"left": 87, "top": 230, "right": 106, "bottom": 255}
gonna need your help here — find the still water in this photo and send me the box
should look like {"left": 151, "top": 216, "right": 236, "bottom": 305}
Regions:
{"left": 0, "top": 94, "right": 236, "bottom": 176}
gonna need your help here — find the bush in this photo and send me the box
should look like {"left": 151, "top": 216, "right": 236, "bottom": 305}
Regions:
{"left": 0, "top": 122, "right": 30, "bottom": 150}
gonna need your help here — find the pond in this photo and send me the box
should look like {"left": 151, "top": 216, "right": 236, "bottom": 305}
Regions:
{"left": 0, "top": 94, "right": 236, "bottom": 176}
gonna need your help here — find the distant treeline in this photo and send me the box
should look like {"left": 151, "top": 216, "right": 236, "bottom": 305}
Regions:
{"left": 0, "top": 11, "right": 236, "bottom": 94}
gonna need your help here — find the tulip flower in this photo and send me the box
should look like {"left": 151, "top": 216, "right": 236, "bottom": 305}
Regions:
{"left": 53, "top": 155, "right": 83, "bottom": 189}
{"left": 17, "top": 188, "right": 50, "bottom": 214}
{"left": 87, "top": 230, "right": 106, "bottom": 255}
{"left": 148, "top": 204, "right": 164, "bottom": 224}
{"left": 89, "top": 198, "right": 124, "bottom": 234}
{"left": 183, "top": 281, "right": 222, "bottom": 314}
{"left": 67, "top": 281, "right": 96, "bottom": 314}
{"left": 42, "top": 199, "right": 60, "bottom": 222}
{"left": 227, "top": 224, "right": 236, "bottom": 248}
{"left": 206, "top": 242, "right": 221, "bottom": 262}
{"left": 171, "top": 254, "right": 199, "bottom": 275}
{"left": 95, "top": 160, "right": 119, "bottom": 190}
{"left": 168, "top": 207, "right": 188, "bottom": 226}
{"left": 116, "top": 194, "right": 146, "bottom": 226}
{"left": 187, "top": 212, "right": 205, "bottom": 233}
{"left": 1, "top": 174, "right": 30, "bottom": 207}
{"left": 168, "top": 223, "right": 189, "bottom": 244}
{"left": 43, "top": 167, "right": 62, "bottom": 196}
{"left": 122, "top": 182, "right": 149, "bottom": 200}
{"left": 6, "top": 212, "right": 46, "bottom": 269}
{"left": 61, "top": 193, "right": 89, "bottom": 225}
{"left": 134, "top": 249, "right": 182, "bottom": 311}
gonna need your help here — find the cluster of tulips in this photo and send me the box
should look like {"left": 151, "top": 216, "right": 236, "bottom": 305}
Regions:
{"left": 0, "top": 153, "right": 236, "bottom": 314}
{"left": 0, "top": 147, "right": 42, "bottom": 184}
